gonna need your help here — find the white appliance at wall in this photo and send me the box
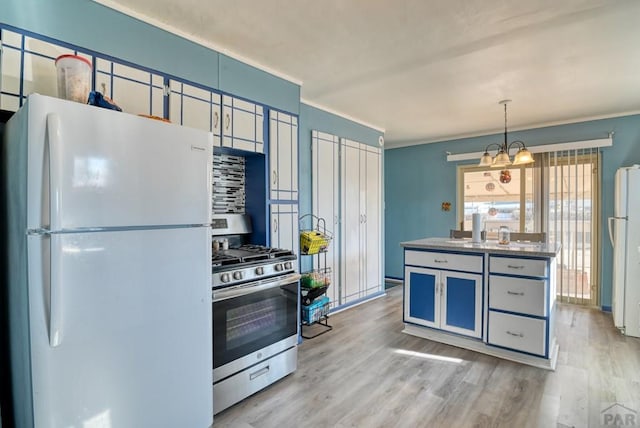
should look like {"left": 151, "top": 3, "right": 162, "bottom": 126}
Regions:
{"left": 4, "top": 94, "right": 214, "bottom": 427}
{"left": 608, "top": 165, "right": 640, "bottom": 338}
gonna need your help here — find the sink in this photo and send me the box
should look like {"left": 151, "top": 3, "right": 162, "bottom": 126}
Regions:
{"left": 503, "top": 242, "right": 541, "bottom": 248}
{"left": 445, "top": 239, "right": 470, "bottom": 244}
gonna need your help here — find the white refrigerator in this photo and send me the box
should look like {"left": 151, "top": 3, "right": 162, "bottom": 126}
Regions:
{"left": 608, "top": 165, "right": 640, "bottom": 338}
{"left": 4, "top": 94, "right": 213, "bottom": 427}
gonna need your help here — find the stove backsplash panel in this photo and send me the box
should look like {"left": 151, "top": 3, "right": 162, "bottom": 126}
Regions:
{"left": 212, "top": 154, "right": 246, "bottom": 214}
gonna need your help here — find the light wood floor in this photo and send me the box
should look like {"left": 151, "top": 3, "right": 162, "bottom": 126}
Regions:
{"left": 213, "top": 285, "right": 640, "bottom": 428}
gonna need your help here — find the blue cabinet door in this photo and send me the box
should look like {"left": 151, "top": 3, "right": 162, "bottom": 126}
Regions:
{"left": 441, "top": 272, "right": 482, "bottom": 338}
{"left": 404, "top": 267, "right": 439, "bottom": 328}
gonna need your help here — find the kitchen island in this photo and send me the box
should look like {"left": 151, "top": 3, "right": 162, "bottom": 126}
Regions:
{"left": 401, "top": 237, "right": 561, "bottom": 370}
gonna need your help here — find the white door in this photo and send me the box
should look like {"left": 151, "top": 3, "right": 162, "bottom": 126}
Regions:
{"left": 269, "top": 111, "right": 298, "bottom": 201}
{"left": 25, "top": 94, "right": 212, "bottom": 230}
{"left": 270, "top": 203, "right": 299, "bottom": 252}
{"left": 311, "top": 131, "right": 340, "bottom": 307}
{"left": 364, "top": 146, "right": 382, "bottom": 295}
{"left": 341, "top": 139, "right": 362, "bottom": 303}
{"left": 28, "top": 227, "right": 212, "bottom": 428}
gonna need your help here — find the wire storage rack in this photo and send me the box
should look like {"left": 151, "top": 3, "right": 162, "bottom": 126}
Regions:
{"left": 299, "top": 214, "right": 333, "bottom": 339}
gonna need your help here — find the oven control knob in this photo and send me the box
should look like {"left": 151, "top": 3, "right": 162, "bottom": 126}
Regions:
{"left": 275, "top": 263, "right": 283, "bottom": 272}
{"left": 284, "top": 261, "right": 293, "bottom": 270}
{"left": 255, "top": 267, "right": 264, "bottom": 275}
{"left": 233, "top": 271, "right": 243, "bottom": 280}
{"left": 220, "top": 273, "right": 231, "bottom": 283}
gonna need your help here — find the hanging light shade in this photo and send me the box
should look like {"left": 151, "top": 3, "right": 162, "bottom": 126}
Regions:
{"left": 478, "top": 100, "right": 534, "bottom": 167}
{"left": 492, "top": 149, "right": 511, "bottom": 167}
{"left": 479, "top": 151, "right": 494, "bottom": 166}
{"left": 513, "top": 146, "right": 534, "bottom": 165}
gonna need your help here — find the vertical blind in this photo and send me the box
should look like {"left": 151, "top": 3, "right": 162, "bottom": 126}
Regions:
{"left": 543, "top": 148, "right": 600, "bottom": 305}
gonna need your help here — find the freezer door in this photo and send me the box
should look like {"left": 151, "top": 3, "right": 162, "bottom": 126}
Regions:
{"left": 611, "top": 217, "right": 627, "bottom": 329}
{"left": 24, "top": 94, "right": 212, "bottom": 230}
{"left": 614, "top": 167, "right": 627, "bottom": 218}
{"left": 27, "top": 228, "right": 212, "bottom": 427}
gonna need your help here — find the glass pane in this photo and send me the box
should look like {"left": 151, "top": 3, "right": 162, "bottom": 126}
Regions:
{"left": 549, "top": 156, "right": 594, "bottom": 303}
{"left": 462, "top": 167, "right": 529, "bottom": 233}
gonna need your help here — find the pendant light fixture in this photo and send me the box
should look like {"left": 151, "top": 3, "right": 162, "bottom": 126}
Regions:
{"left": 478, "top": 100, "right": 534, "bottom": 167}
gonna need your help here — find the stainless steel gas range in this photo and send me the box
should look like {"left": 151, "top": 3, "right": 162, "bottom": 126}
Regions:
{"left": 211, "top": 215, "right": 299, "bottom": 415}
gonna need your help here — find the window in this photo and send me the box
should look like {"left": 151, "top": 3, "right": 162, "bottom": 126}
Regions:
{"left": 457, "top": 149, "right": 601, "bottom": 306}
{"left": 457, "top": 164, "right": 536, "bottom": 233}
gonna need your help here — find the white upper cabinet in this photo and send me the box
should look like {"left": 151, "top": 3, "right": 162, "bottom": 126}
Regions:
{"left": 269, "top": 110, "right": 298, "bottom": 201}
{"left": 0, "top": 30, "right": 90, "bottom": 111}
{"left": 168, "top": 80, "right": 221, "bottom": 146}
{"left": 221, "top": 95, "right": 264, "bottom": 153}
{"left": 95, "top": 59, "right": 164, "bottom": 117}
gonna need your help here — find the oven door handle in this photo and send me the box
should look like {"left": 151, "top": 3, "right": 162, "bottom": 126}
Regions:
{"left": 213, "top": 273, "right": 301, "bottom": 302}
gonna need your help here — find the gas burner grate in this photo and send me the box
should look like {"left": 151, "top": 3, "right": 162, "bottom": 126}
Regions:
{"left": 211, "top": 254, "right": 242, "bottom": 267}
{"left": 237, "top": 244, "right": 295, "bottom": 258}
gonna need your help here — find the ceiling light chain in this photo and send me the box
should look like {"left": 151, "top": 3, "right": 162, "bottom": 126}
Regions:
{"left": 478, "top": 100, "right": 535, "bottom": 167}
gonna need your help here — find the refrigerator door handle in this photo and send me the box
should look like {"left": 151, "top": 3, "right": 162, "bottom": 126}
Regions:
{"left": 47, "top": 113, "right": 64, "bottom": 347}
{"left": 608, "top": 216, "right": 628, "bottom": 248}
{"left": 49, "top": 234, "right": 63, "bottom": 347}
{"left": 47, "top": 113, "right": 62, "bottom": 231}
{"left": 608, "top": 217, "right": 615, "bottom": 248}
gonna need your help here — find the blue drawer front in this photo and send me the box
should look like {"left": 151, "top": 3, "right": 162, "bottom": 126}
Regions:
{"left": 409, "top": 272, "right": 436, "bottom": 322}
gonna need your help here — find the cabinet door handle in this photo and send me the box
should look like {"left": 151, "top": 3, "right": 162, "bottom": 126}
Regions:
{"left": 334, "top": 215, "right": 338, "bottom": 225}
{"left": 363, "top": 214, "right": 367, "bottom": 223}
{"left": 507, "top": 265, "right": 525, "bottom": 270}
{"left": 272, "top": 170, "right": 278, "bottom": 186}
{"left": 213, "top": 111, "right": 219, "bottom": 129}
{"left": 434, "top": 259, "right": 448, "bottom": 263}
{"left": 507, "top": 290, "right": 525, "bottom": 296}
{"left": 224, "top": 113, "right": 231, "bottom": 130}
{"left": 506, "top": 331, "right": 524, "bottom": 338}
{"left": 273, "top": 218, "right": 278, "bottom": 233}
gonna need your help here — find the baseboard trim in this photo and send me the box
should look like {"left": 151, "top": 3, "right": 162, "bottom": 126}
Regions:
{"left": 329, "top": 292, "right": 386, "bottom": 315}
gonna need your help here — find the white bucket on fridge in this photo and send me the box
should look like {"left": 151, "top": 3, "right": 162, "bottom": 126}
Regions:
{"left": 55, "top": 54, "right": 92, "bottom": 103}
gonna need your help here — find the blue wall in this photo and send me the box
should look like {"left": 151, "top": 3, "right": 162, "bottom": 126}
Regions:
{"left": 385, "top": 114, "right": 640, "bottom": 308}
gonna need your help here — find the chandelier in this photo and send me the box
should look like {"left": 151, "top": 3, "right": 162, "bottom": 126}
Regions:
{"left": 478, "top": 100, "right": 534, "bottom": 167}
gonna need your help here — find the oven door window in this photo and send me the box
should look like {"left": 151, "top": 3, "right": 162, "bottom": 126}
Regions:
{"left": 213, "top": 282, "right": 297, "bottom": 369}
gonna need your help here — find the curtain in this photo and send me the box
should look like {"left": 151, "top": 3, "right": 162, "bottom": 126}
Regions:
{"left": 540, "top": 149, "right": 600, "bottom": 305}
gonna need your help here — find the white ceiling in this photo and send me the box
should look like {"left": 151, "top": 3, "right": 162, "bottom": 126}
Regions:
{"left": 95, "top": 0, "right": 640, "bottom": 148}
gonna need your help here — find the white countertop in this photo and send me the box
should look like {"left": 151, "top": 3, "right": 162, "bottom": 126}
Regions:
{"left": 401, "top": 237, "right": 561, "bottom": 257}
